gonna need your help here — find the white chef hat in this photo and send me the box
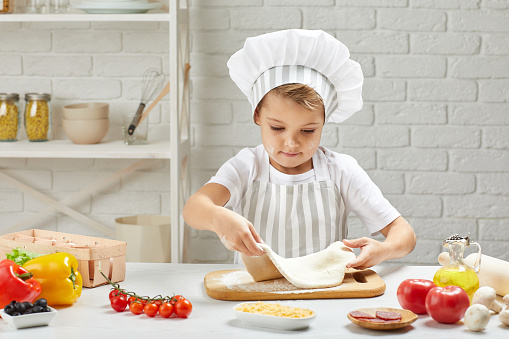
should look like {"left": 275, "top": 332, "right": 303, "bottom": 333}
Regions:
{"left": 227, "top": 29, "right": 364, "bottom": 124}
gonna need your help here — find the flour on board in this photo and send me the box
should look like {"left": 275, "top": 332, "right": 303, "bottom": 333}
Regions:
{"left": 215, "top": 270, "right": 345, "bottom": 295}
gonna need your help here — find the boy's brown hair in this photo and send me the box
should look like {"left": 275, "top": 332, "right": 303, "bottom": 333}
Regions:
{"left": 256, "top": 83, "right": 325, "bottom": 114}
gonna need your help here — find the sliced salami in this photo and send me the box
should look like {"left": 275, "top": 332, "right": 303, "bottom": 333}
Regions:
{"left": 349, "top": 311, "right": 376, "bottom": 319}
{"left": 376, "top": 311, "right": 402, "bottom": 321}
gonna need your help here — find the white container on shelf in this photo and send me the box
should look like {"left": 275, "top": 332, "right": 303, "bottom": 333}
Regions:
{"left": 115, "top": 215, "right": 171, "bottom": 263}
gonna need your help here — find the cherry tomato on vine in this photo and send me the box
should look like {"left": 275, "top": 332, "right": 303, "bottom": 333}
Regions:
{"left": 144, "top": 302, "right": 159, "bottom": 317}
{"left": 159, "top": 302, "right": 174, "bottom": 318}
{"left": 129, "top": 301, "right": 144, "bottom": 315}
{"left": 170, "top": 295, "right": 184, "bottom": 305}
{"left": 109, "top": 289, "right": 127, "bottom": 301}
{"left": 110, "top": 295, "right": 128, "bottom": 312}
{"left": 128, "top": 296, "right": 137, "bottom": 305}
{"left": 174, "top": 298, "right": 192, "bottom": 318}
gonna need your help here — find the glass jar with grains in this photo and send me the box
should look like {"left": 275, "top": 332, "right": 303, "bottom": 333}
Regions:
{"left": 0, "top": 0, "right": 15, "bottom": 14}
{"left": 0, "top": 93, "right": 21, "bottom": 141}
{"left": 25, "top": 93, "right": 52, "bottom": 142}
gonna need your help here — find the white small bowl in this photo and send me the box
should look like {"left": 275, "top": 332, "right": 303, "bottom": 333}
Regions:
{"left": 233, "top": 302, "right": 316, "bottom": 331}
{"left": 0, "top": 307, "right": 57, "bottom": 329}
{"left": 62, "top": 102, "right": 109, "bottom": 120}
{"left": 62, "top": 118, "right": 109, "bottom": 144}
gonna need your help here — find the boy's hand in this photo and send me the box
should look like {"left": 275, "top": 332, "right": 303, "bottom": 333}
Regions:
{"left": 212, "top": 207, "right": 266, "bottom": 257}
{"left": 342, "top": 238, "right": 388, "bottom": 270}
{"left": 342, "top": 217, "right": 417, "bottom": 269}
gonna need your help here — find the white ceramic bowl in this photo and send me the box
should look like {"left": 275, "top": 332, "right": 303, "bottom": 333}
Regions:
{"left": 86, "top": 0, "right": 143, "bottom": 2}
{"left": 0, "top": 307, "right": 57, "bottom": 329}
{"left": 233, "top": 302, "right": 316, "bottom": 331}
{"left": 83, "top": 0, "right": 147, "bottom": 4}
{"left": 62, "top": 102, "right": 109, "bottom": 120}
{"left": 63, "top": 118, "right": 109, "bottom": 144}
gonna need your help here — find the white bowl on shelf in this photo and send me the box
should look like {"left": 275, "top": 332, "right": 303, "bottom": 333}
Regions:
{"left": 86, "top": 0, "right": 143, "bottom": 2}
{"left": 0, "top": 307, "right": 57, "bottom": 330}
{"left": 63, "top": 118, "right": 109, "bottom": 144}
{"left": 62, "top": 102, "right": 109, "bottom": 120}
{"left": 72, "top": 1, "right": 162, "bottom": 13}
{"left": 82, "top": 0, "right": 148, "bottom": 6}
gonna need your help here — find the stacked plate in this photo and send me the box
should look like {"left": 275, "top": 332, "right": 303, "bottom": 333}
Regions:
{"left": 73, "top": 0, "right": 162, "bottom": 14}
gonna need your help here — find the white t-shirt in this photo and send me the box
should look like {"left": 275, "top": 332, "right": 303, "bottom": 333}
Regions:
{"left": 208, "top": 145, "right": 400, "bottom": 236}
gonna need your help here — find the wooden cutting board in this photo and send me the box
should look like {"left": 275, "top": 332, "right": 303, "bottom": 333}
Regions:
{"left": 204, "top": 269, "right": 386, "bottom": 301}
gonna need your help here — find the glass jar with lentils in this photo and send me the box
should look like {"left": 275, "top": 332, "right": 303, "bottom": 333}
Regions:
{"left": 0, "top": 0, "right": 15, "bottom": 14}
{"left": 0, "top": 93, "right": 21, "bottom": 141}
{"left": 25, "top": 93, "right": 52, "bottom": 142}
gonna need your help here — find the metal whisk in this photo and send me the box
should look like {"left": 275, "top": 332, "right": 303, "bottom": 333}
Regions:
{"left": 127, "top": 68, "right": 165, "bottom": 135}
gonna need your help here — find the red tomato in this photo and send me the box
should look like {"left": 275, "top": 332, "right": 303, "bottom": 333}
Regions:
{"left": 174, "top": 298, "right": 192, "bottom": 318}
{"left": 109, "top": 289, "right": 127, "bottom": 301}
{"left": 129, "top": 301, "right": 144, "bottom": 315}
{"left": 170, "top": 295, "right": 184, "bottom": 306}
{"left": 159, "top": 302, "right": 174, "bottom": 318}
{"left": 144, "top": 302, "right": 159, "bottom": 318}
{"left": 425, "top": 285, "right": 470, "bottom": 324}
{"left": 397, "top": 279, "right": 436, "bottom": 314}
{"left": 108, "top": 290, "right": 117, "bottom": 301}
{"left": 110, "top": 295, "right": 128, "bottom": 312}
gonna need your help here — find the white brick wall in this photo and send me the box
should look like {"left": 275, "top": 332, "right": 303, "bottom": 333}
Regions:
{"left": 0, "top": 1, "right": 508, "bottom": 265}
{"left": 186, "top": 1, "right": 509, "bottom": 265}
{"left": 0, "top": 19, "right": 173, "bottom": 245}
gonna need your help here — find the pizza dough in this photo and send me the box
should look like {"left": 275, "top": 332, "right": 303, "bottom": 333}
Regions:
{"left": 241, "top": 241, "right": 356, "bottom": 289}
{"left": 240, "top": 250, "right": 284, "bottom": 282}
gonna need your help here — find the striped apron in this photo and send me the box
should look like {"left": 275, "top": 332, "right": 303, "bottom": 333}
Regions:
{"left": 237, "top": 149, "right": 347, "bottom": 262}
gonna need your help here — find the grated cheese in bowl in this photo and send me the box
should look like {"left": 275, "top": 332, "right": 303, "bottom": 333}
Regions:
{"left": 235, "top": 301, "right": 315, "bottom": 318}
{"left": 233, "top": 301, "right": 317, "bottom": 330}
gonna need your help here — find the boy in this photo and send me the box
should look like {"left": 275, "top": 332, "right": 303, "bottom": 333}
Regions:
{"left": 183, "top": 29, "right": 416, "bottom": 269}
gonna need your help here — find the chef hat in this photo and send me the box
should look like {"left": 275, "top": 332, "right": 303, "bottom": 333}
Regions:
{"left": 227, "top": 29, "right": 364, "bottom": 123}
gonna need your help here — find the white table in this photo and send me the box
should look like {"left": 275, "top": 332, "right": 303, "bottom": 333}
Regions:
{"left": 1, "top": 264, "right": 507, "bottom": 338}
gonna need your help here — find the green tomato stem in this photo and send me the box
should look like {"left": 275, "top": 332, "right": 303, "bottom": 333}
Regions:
{"left": 98, "top": 267, "right": 176, "bottom": 302}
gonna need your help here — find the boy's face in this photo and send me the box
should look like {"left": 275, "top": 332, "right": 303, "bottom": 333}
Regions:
{"left": 254, "top": 91, "right": 325, "bottom": 175}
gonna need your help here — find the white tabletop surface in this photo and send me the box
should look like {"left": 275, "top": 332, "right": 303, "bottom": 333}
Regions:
{"left": 0, "top": 263, "right": 507, "bottom": 338}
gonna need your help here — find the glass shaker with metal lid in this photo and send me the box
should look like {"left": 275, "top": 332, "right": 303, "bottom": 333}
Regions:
{"left": 0, "top": 93, "right": 21, "bottom": 141}
{"left": 433, "top": 233, "right": 481, "bottom": 301}
{"left": 25, "top": 93, "right": 52, "bottom": 142}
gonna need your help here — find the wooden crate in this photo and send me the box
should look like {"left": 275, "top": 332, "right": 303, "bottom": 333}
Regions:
{"left": 0, "top": 229, "right": 127, "bottom": 288}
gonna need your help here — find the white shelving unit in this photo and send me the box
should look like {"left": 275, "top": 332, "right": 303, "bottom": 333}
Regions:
{"left": 0, "top": 13, "right": 171, "bottom": 21}
{"left": 0, "top": 1, "right": 190, "bottom": 263}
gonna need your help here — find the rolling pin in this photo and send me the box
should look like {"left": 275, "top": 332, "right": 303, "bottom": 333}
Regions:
{"left": 438, "top": 252, "right": 509, "bottom": 296}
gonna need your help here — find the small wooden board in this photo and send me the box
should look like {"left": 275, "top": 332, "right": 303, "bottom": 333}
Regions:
{"left": 347, "top": 307, "right": 417, "bottom": 331}
{"left": 204, "top": 269, "right": 386, "bottom": 301}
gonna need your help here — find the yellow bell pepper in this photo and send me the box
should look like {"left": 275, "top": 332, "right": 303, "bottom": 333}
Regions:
{"left": 23, "top": 252, "right": 82, "bottom": 306}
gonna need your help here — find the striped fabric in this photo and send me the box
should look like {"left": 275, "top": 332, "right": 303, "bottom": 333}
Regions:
{"left": 241, "top": 180, "right": 347, "bottom": 259}
{"left": 252, "top": 65, "right": 339, "bottom": 123}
